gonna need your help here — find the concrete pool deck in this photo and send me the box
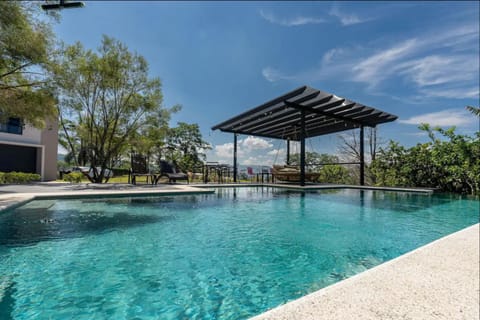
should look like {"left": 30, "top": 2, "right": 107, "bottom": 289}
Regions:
{"left": 0, "top": 182, "right": 478, "bottom": 319}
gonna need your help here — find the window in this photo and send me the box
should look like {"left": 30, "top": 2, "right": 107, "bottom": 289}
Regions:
{"left": 0, "top": 117, "right": 23, "bottom": 135}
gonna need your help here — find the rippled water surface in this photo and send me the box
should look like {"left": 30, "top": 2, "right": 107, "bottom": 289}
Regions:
{"left": 0, "top": 188, "right": 478, "bottom": 319}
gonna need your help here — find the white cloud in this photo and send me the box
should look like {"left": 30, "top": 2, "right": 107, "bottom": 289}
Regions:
{"left": 321, "top": 48, "right": 345, "bottom": 66}
{"left": 397, "top": 55, "right": 477, "bottom": 87}
{"left": 210, "top": 138, "right": 281, "bottom": 166}
{"left": 419, "top": 87, "right": 479, "bottom": 99}
{"left": 214, "top": 142, "right": 234, "bottom": 159}
{"left": 259, "top": 10, "right": 325, "bottom": 27}
{"left": 262, "top": 67, "right": 290, "bottom": 82}
{"left": 261, "top": 23, "right": 479, "bottom": 100}
{"left": 242, "top": 156, "right": 262, "bottom": 165}
{"left": 352, "top": 39, "right": 417, "bottom": 86}
{"left": 398, "top": 109, "right": 477, "bottom": 127}
{"left": 241, "top": 136, "right": 273, "bottom": 150}
{"left": 267, "top": 148, "right": 286, "bottom": 156}
{"left": 405, "top": 132, "right": 428, "bottom": 137}
{"left": 242, "top": 154, "right": 278, "bottom": 166}
{"left": 212, "top": 137, "right": 275, "bottom": 166}
{"left": 351, "top": 24, "right": 479, "bottom": 93}
{"left": 329, "top": 6, "right": 371, "bottom": 26}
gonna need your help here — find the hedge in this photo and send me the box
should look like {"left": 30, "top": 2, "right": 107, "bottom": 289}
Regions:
{"left": 0, "top": 172, "right": 41, "bottom": 184}
{"left": 62, "top": 172, "right": 84, "bottom": 183}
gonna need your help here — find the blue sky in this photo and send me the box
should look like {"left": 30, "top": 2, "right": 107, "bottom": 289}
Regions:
{"left": 53, "top": 1, "right": 479, "bottom": 165}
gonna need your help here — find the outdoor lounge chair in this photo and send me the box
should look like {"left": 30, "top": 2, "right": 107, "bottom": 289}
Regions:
{"left": 272, "top": 165, "right": 320, "bottom": 183}
{"left": 158, "top": 160, "right": 189, "bottom": 184}
{"left": 130, "top": 154, "right": 156, "bottom": 185}
{"left": 62, "top": 166, "right": 113, "bottom": 183}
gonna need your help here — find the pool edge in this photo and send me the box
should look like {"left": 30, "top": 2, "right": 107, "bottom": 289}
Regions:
{"left": 0, "top": 186, "right": 215, "bottom": 212}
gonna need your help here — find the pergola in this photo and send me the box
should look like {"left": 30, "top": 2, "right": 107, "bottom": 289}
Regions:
{"left": 212, "top": 85, "right": 397, "bottom": 186}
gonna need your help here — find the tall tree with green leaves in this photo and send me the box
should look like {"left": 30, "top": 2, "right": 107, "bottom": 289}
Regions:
{"left": 0, "top": 1, "right": 57, "bottom": 127}
{"left": 164, "top": 122, "right": 211, "bottom": 172}
{"left": 128, "top": 105, "right": 181, "bottom": 165}
{"left": 53, "top": 36, "right": 166, "bottom": 183}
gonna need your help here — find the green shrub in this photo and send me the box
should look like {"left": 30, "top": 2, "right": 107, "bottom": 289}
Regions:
{"left": 63, "top": 172, "right": 84, "bottom": 183}
{"left": 318, "top": 165, "right": 354, "bottom": 184}
{"left": 0, "top": 172, "right": 41, "bottom": 184}
{"left": 371, "top": 126, "right": 480, "bottom": 195}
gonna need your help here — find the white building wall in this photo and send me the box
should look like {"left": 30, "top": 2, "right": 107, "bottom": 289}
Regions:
{"left": 0, "top": 125, "right": 42, "bottom": 145}
{"left": 0, "top": 121, "right": 58, "bottom": 181}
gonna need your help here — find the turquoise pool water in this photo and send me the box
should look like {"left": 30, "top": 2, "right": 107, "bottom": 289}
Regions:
{"left": 0, "top": 188, "right": 478, "bottom": 319}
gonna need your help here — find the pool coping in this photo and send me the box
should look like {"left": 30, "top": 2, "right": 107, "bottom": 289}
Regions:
{"left": 192, "top": 183, "right": 436, "bottom": 193}
{"left": 0, "top": 184, "right": 214, "bottom": 212}
{"left": 0, "top": 183, "right": 435, "bottom": 213}
{"left": 251, "top": 223, "right": 480, "bottom": 320}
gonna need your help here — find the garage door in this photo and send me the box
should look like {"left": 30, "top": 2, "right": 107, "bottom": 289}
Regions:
{"left": 0, "top": 144, "right": 37, "bottom": 173}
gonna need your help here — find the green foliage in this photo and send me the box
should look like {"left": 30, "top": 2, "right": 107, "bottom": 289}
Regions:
{"left": 0, "top": 1, "right": 57, "bottom": 127}
{"left": 164, "top": 122, "right": 211, "bottom": 172}
{"left": 128, "top": 104, "right": 181, "bottom": 164}
{"left": 54, "top": 36, "right": 165, "bottom": 183}
{"left": 62, "top": 172, "right": 83, "bottom": 183}
{"left": 318, "top": 165, "right": 354, "bottom": 184}
{"left": 288, "top": 152, "right": 338, "bottom": 170}
{"left": 288, "top": 152, "right": 355, "bottom": 184}
{"left": 466, "top": 105, "right": 480, "bottom": 117}
{"left": 0, "top": 172, "right": 41, "bottom": 184}
{"left": 371, "top": 125, "right": 480, "bottom": 194}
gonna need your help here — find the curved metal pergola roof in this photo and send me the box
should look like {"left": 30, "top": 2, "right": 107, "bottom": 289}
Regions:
{"left": 212, "top": 85, "right": 397, "bottom": 141}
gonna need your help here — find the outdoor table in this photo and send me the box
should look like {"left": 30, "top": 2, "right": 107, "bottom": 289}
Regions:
{"left": 203, "top": 163, "right": 232, "bottom": 183}
{"left": 256, "top": 172, "right": 272, "bottom": 183}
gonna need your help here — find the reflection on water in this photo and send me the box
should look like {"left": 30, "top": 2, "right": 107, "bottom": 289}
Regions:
{"left": 0, "top": 206, "right": 171, "bottom": 247}
{"left": 0, "top": 278, "right": 15, "bottom": 320}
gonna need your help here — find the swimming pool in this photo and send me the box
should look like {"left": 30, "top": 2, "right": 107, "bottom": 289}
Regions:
{"left": 0, "top": 187, "right": 478, "bottom": 319}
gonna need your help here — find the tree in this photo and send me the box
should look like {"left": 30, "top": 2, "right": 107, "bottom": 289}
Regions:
{"left": 338, "top": 127, "right": 383, "bottom": 184}
{"left": 164, "top": 122, "right": 211, "bottom": 172}
{"left": 54, "top": 36, "right": 166, "bottom": 183}
{"left": 128, "top": 105, "right": 181, "bottom": 166}
{"left": 288, "top": 151, "right": 354, "bottom": 184}
{"left": 371, "top": 125, "right": 480, "bottom": 195}
{"left": 0, "top": 1, "right": 57, "bottom": 127}
{"left": 288, "top": 152, "right": 338, "bottom": 171}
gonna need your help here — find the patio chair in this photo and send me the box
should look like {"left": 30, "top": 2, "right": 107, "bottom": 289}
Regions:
{"left": 158, "top": 160, "right": 189, "bottom": 184}
{"left": 130, "top": 153, "right": 156, "bottom": 185}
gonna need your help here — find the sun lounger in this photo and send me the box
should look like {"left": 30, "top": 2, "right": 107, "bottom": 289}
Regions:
{"left": 158, "top": 161, "right": 189, "bottom": 184}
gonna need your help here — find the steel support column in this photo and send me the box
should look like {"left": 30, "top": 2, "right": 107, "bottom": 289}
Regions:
{"left": 286, "top": 139, "right": 290, "bottom": 165}
{"left": 300, "top": 109, "right": 306, "bottom": 186}
{"left": 359, "top": 126, "right": 365, "bottom": 186}
{"left": 233, "top": 133, "right": 238, "bottom": 183}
